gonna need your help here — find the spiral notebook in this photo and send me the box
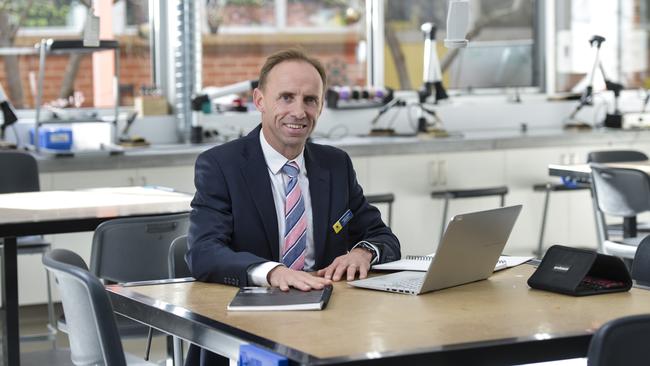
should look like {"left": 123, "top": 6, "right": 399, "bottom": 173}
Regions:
{"left": 372, "top": 254, "right": 532, "bottom": 272}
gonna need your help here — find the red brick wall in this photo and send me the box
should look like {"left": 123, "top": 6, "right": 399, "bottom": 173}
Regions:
{"left": 201, "top": 38, "right": 365, "bottom": 87}
{"left": 0, "top": 34, "right": 363, "bottom": 108}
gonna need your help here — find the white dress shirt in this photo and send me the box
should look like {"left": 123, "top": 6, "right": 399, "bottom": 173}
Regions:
{"left": 247, "top": 129, "right": 316, "bottom": 285}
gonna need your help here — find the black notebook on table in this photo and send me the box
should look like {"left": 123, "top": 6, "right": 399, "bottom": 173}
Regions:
{"left": 227, "top": 285, "right": 333, "bottom": 311}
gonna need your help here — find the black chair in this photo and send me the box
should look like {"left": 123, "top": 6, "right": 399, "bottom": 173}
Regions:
{"left": 366, "top": 193, "right": 395, "bottom": 227}
{"left": 58, "top": 213, "right": 190, "bottom": 362}
{"left": 90, "top": 213, "right": 190, "bottom": 283}
{"left": 431, "top": 186, "right": 508, "bottom": 242}
{"left": 587, "top": 150, "right": 649, "bottom": 164}
{"left": 0, "top": 151, "right": 56, "bottom": 343}
{"left": 587, "top": 313, "right": 650, "bottom": 366}
{"left": 168, "top": 234, "right": 191, "bottom": 279}
{"left": 91, "top": 213, "right": 189, "bottom": 361}
{"left": 42, "top": 249, "right": 156, "bottom": 366}
{"left": 631, "top": 236, "right": 650, "bottom": 287}
{"left": 590, "top": 164, "right": 650, "bottom": 262}
{"left": 534, "top": 150, "right": 649, "bottom": 258}
{"left": 589, "top": 150, "right": 650, "bottom": 240}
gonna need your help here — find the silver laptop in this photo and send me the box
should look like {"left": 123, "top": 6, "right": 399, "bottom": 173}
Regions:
{"left": 349, "top": 205, "right": 522, "bottom": 295}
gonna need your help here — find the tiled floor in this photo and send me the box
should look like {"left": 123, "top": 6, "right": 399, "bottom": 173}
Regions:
{"left": 16, "top": 303, "right": 171, "bottom": 366}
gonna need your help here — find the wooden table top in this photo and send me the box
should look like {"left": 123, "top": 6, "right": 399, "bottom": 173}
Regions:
{"left": 112, "top": 265, "right": 650, "bottom": 360}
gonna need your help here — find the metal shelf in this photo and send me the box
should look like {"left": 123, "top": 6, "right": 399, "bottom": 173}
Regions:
{"left": 33, "top": 39, "right": 121, "bottom": 154}
{"left": 47, "top": 39, "right": 119, "bottom": 53}
{"left": 37, "top": 118, "right": 104, "bottom": 125}
{"left": 0, "top": 40, "right": 119, "bottom": 56}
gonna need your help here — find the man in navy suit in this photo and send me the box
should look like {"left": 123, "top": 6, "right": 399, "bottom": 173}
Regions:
{"left": 185, "top": 49, "right": 400, "bottom": 365}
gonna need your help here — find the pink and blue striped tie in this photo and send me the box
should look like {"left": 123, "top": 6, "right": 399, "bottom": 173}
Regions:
{"left": 281, "top": 161, "right": 307, "bottom": 270}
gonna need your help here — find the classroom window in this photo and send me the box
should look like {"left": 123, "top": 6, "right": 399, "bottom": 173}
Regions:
{"left": 0, "top": 0, "right": 150, "bottom": 109}
{"left": 200, "top": 0, "right": 367, "bottom": 90}
{"left": 554, "top": 0, "right": 649, "bottom": 93}
{"left": 382, "top": 0, "right": 537, "bottom": 93}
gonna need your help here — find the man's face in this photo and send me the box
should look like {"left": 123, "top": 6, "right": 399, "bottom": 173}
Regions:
{"left": 254, "top": 60, "right": 324, "bottom": 159}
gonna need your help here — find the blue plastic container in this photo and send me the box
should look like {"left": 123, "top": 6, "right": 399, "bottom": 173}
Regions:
{"left": 29, "top": 127, "right": 73, "bottom": 150}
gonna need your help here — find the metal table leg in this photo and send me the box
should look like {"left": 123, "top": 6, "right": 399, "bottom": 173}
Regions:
{"left": 2, "top": 237, "right": 20, "bottom": 366}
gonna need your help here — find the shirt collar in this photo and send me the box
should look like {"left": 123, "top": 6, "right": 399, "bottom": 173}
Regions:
{"left": 259, "top": 128, "right": 306, "bottom": 175}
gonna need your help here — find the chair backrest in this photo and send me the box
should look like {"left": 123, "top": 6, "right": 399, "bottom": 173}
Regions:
{"left": 590, "top": 164, "right": 650, "bottom": 218}
{"left": 366, "top": 193, "right": 395, "bottom": 226}
{"left": 631, "top": 236, "right": 650, "bottom": 286}
{"left": 0, "top": 151, "right": 40, "bottom": 193}
{"left": 587, "top": 150, "right": 649, "bottom": 164}
{"left": 90, "top": 213, "right": 190, "bottom": 283}
{"left": 168, "top": 234, "right": 191, "bottom": 279}
{"left": 43, "top": 249, "right": 127, "bottom": 366}
{"left": 587, "top": 313, "right": 650, "bottom": 366}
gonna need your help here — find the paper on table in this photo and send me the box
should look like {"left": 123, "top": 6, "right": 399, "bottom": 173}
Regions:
{"left": 372, "top": 254, "right": 533, "bottom": 272}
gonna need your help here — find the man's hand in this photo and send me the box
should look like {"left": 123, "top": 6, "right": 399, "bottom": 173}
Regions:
{"left": 316, "top": 248, "right": 373, "bottom": 281}
{"left": 268, "top": 266, "right": 332, "bottom": 292}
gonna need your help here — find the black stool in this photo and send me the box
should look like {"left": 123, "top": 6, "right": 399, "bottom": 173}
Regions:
{"left": 532, "top": 182, "right": 590, "bottom": 258}
{"left": 431, "top": 186, "right": 508, "bottom": 242}
{"left": 366, "top": 193, "right": 395, "bottom": 227}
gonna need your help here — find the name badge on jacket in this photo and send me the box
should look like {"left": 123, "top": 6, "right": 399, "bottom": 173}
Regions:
{"left": 333, "top": 209, "right": 353, "bottom": 234}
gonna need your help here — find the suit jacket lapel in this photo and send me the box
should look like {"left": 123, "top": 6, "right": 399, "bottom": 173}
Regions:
{"left": 305, "top": 144, "right": 331, "bottom": 268}
{"left": 240, "top": 127, "right": 280, "bottom": 261}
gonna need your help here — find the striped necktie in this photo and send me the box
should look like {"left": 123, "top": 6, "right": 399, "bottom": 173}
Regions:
{"left": 281, "top": 161, "right": 307, "bottom": 270}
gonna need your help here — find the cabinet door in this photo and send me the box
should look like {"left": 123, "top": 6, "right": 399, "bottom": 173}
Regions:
{"left": 438, "top": 151, "right": 508, "bottom": 228}
{"left": 366, "top": 154, "right": 437, "bottom": 256}
{"left": 136, "top": 166, "right": 195, "bottom": 193}
{"left": 364, "top": 151, "right": 508, "bottom": 256}
{"left": 39, "top": 173, "right": 53, "bottom": 191}
{"left": 504, "top": 147, "right": 574, "bottom": 255}
{"left": 350, "top": 157, "right": 370, "bottom": 189}
{"left": 442, "top": 151, "right": 507, "bottom": 189}
{"left": 50, "top": 169, "right": 136, "bottom": 189}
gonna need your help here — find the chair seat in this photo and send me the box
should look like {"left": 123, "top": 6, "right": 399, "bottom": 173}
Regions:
{"left": 532, "top": 182, "right": 590, "bottom": 192}
{"left": 605, "top": 222, "right": 650, "bottom": 239}
{"left": 15, "top": 235, "right": 51, "bottom": 254}
{"left": 21, "top": 341, "right": 157, "bottom": 365}
{"left": 59, "top": 313, "right": 161, "bottom": 338}
{"left": 0, "top": 237, "right": 52, "bottom": 255}
{"left": 431, "top": 186, "right": 508, "bottom": 199}
{"left": 0, "top": 236, "right": 51, "bottom": 254}
{"left": 20, "top": 348, "right": 75, "bottom": 366}
{"left": 124, "top": 352, "right": 158, "bottom": 366}
{"left": 114, "top": 315, "right": 163, "bottom": 338}
{"left": 603, "top": 237, "right": 646, "bottom": 259}
{"left": 366, "top": 193, "right": 395, "bottom": 204}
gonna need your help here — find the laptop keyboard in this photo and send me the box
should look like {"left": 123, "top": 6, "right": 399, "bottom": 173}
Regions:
{"left": 388, "top": 277, "right": 423, "bottom": 292}
{"left": 576, "top": 276, "right": 627, "bottom": 292}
